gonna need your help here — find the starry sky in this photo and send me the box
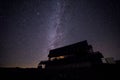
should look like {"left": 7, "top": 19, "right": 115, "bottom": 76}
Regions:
{"left": 0, "top": 0, "right": 120, "bottom": 68}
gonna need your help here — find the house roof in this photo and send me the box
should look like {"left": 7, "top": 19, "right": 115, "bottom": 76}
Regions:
{"left": 48, "top": 40, "right": 90, "bottom": 58}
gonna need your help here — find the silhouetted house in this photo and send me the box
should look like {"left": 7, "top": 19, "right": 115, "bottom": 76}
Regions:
{"left": 38, "top": 40, "right": 104, "bottom": 69}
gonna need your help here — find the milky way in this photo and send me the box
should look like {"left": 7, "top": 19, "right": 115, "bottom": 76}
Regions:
{"left": 47, "top": 0, "right": 66, "bottom": 49}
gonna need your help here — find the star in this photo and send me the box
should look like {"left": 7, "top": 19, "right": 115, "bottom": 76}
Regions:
{"left": 36, "top": 12, "right": 40, "bottom": 15}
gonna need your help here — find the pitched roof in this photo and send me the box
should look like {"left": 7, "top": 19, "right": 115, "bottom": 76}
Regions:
{"left": 48, "top": 40, "right": 89, "bottom": 57}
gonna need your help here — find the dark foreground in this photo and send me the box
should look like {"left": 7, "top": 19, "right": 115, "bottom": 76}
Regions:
{"left": 0, "top": 64, "right": 120, "bottom": 80}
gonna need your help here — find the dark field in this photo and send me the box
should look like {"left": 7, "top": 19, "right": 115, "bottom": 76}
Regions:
{"left": 0, "top": 64, "right": 120, "bottom": 80}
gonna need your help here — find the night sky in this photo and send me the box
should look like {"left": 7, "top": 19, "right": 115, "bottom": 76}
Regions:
{"left": 0, "top": 0, "right": 120, "bottom": 68}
